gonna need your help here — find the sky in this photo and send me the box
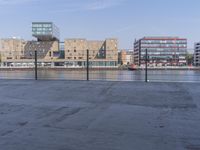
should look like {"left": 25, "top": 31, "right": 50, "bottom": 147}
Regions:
{"left": 0, "top": 0, "right": 200, "bottom": 50}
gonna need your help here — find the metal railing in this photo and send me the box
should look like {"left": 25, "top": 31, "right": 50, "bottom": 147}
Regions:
{"left": 0, "top": 49, "right": 199, "bottom": 82}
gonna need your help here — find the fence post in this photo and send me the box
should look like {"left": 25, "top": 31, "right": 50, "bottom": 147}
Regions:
{"left": 145, "top": 49, "right": 148, "bottom": 82}
{"left": 87, "top": 49, "right": 89, "bottom": 81}
{"left": 34, "top": 50, "right": 38, "bottom": 80}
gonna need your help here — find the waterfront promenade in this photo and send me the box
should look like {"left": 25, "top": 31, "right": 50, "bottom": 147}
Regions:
{"left": 0, "top": 80, "right": 200, "bottom": 150}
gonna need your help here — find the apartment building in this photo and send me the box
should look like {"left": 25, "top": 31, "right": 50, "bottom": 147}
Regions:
{"left": 0, "top": 38, "right": 27, "bottom": 61}
{"left": 0, "top": 22, "right": 120, "bottom": 68}
{"left": 118, "top": 50, "right": 134, "bottom": 65}
{"left": 24, "top": 22, "right": 60, "bottom": 60}
{"left": 24, "top": 41, "right": 59, "bottom": 60}
{"left": 64, "top": 38, "right": 118, "bottom": 67}
{"left": 194, "top": 42, "right": 200, "bottom": 66}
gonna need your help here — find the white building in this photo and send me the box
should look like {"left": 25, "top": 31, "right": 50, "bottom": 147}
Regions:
{"left": 126, "top": 50, "right": 134, "bottom": 65}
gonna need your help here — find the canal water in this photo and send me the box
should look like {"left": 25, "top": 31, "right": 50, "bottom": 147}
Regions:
{"left": 0, "top": 69, "right": 200, "bottom": 82}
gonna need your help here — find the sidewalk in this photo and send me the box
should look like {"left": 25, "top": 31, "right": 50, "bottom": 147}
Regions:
{"left": 0, "top": 80, "right": 200, "bottom": 150}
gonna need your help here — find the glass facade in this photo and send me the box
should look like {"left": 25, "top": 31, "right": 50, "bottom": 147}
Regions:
{"left": 134, "top": 37, "right": 187, "bottom": 66}
{"left": 32, "top": 23, "right": 52, "bottom": 35}
{"left": 32, "top": 22, "right": 60, "bottom": 41}
{"left": 63, "top": 61, "right": 118, "bottom": 67}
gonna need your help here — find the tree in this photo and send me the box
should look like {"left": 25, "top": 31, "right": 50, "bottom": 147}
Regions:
{"left": 186, "top": 53, "right": 194, "bottom": 66}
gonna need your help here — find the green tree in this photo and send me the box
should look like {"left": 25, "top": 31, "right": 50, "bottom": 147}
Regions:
{"left": 186, "top": 53, "right": 194, "bottom": 66}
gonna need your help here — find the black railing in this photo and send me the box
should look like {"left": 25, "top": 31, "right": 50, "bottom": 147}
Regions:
{"left": 0, "top": 49, "right": 200, "bottom": 82}
{"left": 145, "top": 49, "right": 148, "bottom": 82}
{"left": 35, "top": 50, "right": 38, "bottom": 80}
{"left": 87, "top": 49, "right": 89, "bottom": 81}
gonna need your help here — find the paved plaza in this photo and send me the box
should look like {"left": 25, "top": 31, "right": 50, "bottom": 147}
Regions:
{"left": 0, "top": 80, "right": 200, "bottom": 150}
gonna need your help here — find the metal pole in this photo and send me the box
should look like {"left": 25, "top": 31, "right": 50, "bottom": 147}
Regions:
{"left": 87, "top": 49, "right": 89, "bottom": 81}
{"left": 35, "top": 50, "right": 38, "bottom": 80}
{"left": 145, "top": 49, "right": 148, "bottom": 82}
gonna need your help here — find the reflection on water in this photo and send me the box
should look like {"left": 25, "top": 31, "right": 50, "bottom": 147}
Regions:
{"left": 0, "top": 69, "right": 200, "bottom": 82}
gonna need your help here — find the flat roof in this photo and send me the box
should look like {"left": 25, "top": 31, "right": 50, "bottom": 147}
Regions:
{"left": 32, "top": 22, "right": 53, "bottom": 24}
{"left": 142, "top": 37, "right": 187, "bottom": 40}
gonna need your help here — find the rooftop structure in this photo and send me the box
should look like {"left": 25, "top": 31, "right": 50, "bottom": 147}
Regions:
{"left": 32, "top": 22, "right": 60, "bottom": 41}
{"left": 23, "top": 22, "right": 61, "bottom": 60}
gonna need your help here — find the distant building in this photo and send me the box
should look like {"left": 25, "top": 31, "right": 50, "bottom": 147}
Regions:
{"left": 0, "top": 22, "right": 119, "bottom": 68}
{"left": 24, "top": 22, "right": 60, "bottom": 60}
{"left": 0, "top": 38, "right": 27, "bottom": 61}
{"left": 0, "top": 22, "right": 118, "bottom": 68}
{"left": 24, "top": 41, "right": 60, "bottom": 60}
{"left": 32, "top": 22, "right": 60, "bottom": 41}
{"left": 118, "top": 50, "right": 126, "bottom": 65}
{"left": 134, "top": 37, "right": 187, "bottom": 66}
{"left": 126, "top": 50, "right": 134, "bottom": 65}
{"left": 64, "top": 38, "right": 118, "bottom": 67}
{"left": 194, "top": 42, "right": 200, "bottom": 66}
{"left": 118, "top": 50, "right": 134, "bottom": 65}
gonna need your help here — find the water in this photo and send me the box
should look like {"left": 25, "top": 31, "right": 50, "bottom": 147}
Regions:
{"left": 0, "top": 69, "right": 200, "bottom": 82}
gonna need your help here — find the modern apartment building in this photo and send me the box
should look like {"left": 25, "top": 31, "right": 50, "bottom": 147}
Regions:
{"left": 0, "top": 22, "right": 119, "bottom": 68}
{"left": 64, "top": 38, "right": 118, "bottom": 67}
{"left": 24, "top": 22, "right": 60, "bottom": 60}
{"left": 0, "top": 38, "right": 27, "bottom": 61}
{"left": 134, "top": 37, "right": 187, "bottom": 66}
{"left": 194, "top": 42, "right": 200, "bottom": 66}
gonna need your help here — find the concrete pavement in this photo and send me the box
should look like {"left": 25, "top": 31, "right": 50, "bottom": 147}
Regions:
{"left": 0, "top": 80, "right": 200, "bottom": 150}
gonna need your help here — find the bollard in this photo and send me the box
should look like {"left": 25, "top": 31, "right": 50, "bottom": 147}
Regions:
{"left": 34, "top": 50, "right": 38, "bottom": 80}
{"left": 87, "top": 49, "right": 89, "bottom": 81}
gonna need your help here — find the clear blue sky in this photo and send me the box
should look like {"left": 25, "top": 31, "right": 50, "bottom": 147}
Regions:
{"left": 0, "top": 0, "right": 199, "bottom": 50}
